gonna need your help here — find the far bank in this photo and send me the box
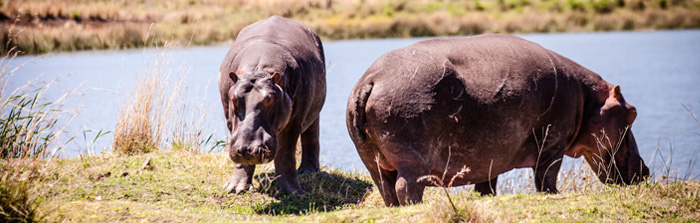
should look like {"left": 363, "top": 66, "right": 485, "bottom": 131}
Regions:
{"left": 2, "top": 0, "right": 700, "bottom": 54}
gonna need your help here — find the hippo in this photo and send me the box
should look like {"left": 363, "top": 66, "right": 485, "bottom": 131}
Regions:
{"left": 346, "top": 34, "right": 649, "bottom": 206}
{"left": 219, "top": 16, "right": 326, "bottom": 195}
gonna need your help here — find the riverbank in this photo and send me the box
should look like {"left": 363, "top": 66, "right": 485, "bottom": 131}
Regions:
{"left": 3, "top": 149, "right": 695, "bottom": 222}
{"left": 2, "top": 0, "right": 700, "bottom": 54}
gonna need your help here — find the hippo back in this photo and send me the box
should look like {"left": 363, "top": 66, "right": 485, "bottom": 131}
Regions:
{"left": 351, "top": 34, "right": 606, "bottom": 185}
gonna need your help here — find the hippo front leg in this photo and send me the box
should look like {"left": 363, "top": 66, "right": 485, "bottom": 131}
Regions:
{"left": 224, "top": 163, "right": 255, "bottom": 194}
{"left": 474, "top": 176, "right": 498, "bottom": 196}
{"left": 275, "top": 128, "right": 306, "bottom": 195}
{"left": 297, "top": 118, "right": 320, "bottom": 174}
{"left": 532, "top": 149, "right": 564, "bottom": 193}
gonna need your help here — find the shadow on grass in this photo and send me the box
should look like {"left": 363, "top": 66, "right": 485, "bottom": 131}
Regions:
{"left": 252, "top": 170, "right": 374, "bottom": 215}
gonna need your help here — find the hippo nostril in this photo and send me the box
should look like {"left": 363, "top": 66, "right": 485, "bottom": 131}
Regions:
{"left": 237, "top": 147, "right": 253, "bottom": 156}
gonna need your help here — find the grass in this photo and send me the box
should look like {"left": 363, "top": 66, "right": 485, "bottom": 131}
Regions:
{"left": 2, "top": 0, "right": 700, "bottom": 54}
{"left": 434, "top": 181, "right": 700, "bottom": 222}
{"left": 35, "top": 150, "right": 377, "bottom": 221}
{"left": 6, "top": 148, "right": 692, "bottom": 222}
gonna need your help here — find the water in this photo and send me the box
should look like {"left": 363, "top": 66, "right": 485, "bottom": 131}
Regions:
{"left": 7, "top": 30, "right": 700, "bottom": 180}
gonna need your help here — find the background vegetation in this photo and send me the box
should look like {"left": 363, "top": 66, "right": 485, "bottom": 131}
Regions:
{"left": 2, "top": 0, "right": 700, "bottom": 54}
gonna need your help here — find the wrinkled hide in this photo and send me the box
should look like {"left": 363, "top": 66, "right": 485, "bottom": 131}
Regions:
{"left": 346, "top": 34, "right": 649, "bottom": 206}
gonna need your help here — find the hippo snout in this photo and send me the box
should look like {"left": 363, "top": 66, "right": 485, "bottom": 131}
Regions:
{"left": 230, "top": 144, "right": 275, "bottom": 165}
{"left": 625, "top": 155, "right": 650, "bottom": 185}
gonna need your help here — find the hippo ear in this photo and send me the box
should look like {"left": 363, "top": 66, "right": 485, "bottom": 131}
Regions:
{"left": 229, "top": 72, "right": 238, "bottom": 83}
{"left": 271, "top": 72, "right": 283, "bottom": 87}
{"left": 613, "top": 85, "right": 621, "bottom": 98}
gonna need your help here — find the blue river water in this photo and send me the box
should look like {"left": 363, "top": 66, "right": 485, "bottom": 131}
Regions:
{"left": 8, "top": 30, "right": 700, "bottom": 184}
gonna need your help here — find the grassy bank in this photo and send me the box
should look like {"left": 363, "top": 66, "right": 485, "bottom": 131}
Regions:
{"left": 1, "top": 149, "right": 693, "bottom": 222}
{"left": 2, "top": 0, "right": 700, "bottom": 54}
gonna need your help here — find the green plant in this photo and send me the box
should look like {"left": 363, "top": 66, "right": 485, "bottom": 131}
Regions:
{"left": 0, "top": 40, "right": 75, "bottom": 223}
{"left": 567, "top": 0, "right": 587, "bottom": 11}
{"left": 591, "top": 0, "right": 615, "bottom": 13}
{"left": 474, "top": 0, "right": 487, "bottom": 11}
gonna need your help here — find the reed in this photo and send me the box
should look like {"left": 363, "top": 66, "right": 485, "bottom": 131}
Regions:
{"left": 2, "top": 0, "right": 700, "bottom": 54}
{"left": 0, "top": 39, "right": 77, "bottom": 222}
{"left": 112, "top": 40, "right": 221, "bottom": 155}
{"left": 112, "top": 47, "right": 176, "bottom": 155}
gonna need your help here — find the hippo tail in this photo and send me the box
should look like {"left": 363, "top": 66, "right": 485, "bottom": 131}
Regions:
{"left": 347, "top": 83, "right": 373, "bottom": 144}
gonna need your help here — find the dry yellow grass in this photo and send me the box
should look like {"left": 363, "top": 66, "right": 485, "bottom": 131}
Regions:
{"left": 112, "top": 43, "right": 215, "bottom": 155}
{"left": 2, "top": 0, "right": 699, "bottom": 54}
{"left": 113, "top": 49, "right": 177, "bottom": 155}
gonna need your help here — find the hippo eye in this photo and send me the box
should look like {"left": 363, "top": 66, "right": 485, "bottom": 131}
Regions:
{"left": 263, "top": 94, "right": 274, "bottom": 106}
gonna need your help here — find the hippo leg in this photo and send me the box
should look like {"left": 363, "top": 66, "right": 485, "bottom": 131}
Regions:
{"left": 373, "top": 168, "right": 400, "bottom": 206}
{"left": 474, "top": 177, "right": 498, "bottom": 196}
{"left": 275, "top": 128, "right": 305, "bottom": 195}
{"left": 532, "top": 148, "right": 564, "bottom": 193}
{"left": 297, "top": 118, "right": 320, "bottom": 174}
{"left": 223, "top": 163, "right": 255, "bottom": 194}
{"left": 395, "top": 162, "right": 428, "bottom": 205}
{"left": 356, "top": 146, "right": 400, "bottom": 206}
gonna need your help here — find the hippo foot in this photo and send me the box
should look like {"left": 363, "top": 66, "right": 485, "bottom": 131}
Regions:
{"left": 296, "top": 166, "right": 320, "bottom": 175}
{"left": 223, "top": 178, "right": 254, "bottom": 194}
{"left": 279, "top": 187, "right": 306, "bottom": 197}
{"left": 277, "top": 182, "right": 307, "bottom": 197}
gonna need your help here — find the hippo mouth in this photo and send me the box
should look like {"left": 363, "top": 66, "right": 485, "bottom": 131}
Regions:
{"left": 598, "top": 160, "right": 649, "bottom": 185}
{"left": 231, "top": 147, "right": 275, "bottom": 165}
{"left": 593, "top": 140, "right": 649, "bottom": 185}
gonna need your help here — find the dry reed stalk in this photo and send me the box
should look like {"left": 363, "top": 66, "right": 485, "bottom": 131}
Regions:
{"left": 112, "top": 50, "right": 171, "bottom": 155}
{"left": 168, "top": 53, "right": 215, "bottom": 153}
{"left": 113, "top": 39, "right": 216, "bottom": 154}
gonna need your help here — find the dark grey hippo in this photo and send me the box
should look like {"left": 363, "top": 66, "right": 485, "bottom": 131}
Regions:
{"left": 219, "top": 16, "right": 326, "bottom": 195}
{"left": 346, "top": 34, "right": 649, "bottom": 206}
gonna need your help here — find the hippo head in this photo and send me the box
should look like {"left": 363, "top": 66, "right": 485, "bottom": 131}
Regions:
{"left": 226, "top": 71, "right": 292, "bottom": 164}
{"left": 569, "top": 85, "right": 650, "bottom": 185}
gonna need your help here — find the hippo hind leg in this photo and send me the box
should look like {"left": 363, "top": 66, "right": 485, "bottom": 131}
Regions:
{"left": 373, "top": 167, "right": 400, "bottom": 206}
{"left": 297, "top": 118, "right": 320, "bottom": 174}
{"left": 356, "top": 146, "right": 401, "bottom": 206}
{"left": 395, "top": 162, "right": 428, "bottom": 205}
{"left": 474, "top": 176, "right": 498, "bottom": 196}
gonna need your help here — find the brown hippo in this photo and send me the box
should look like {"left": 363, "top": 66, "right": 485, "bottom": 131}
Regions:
{"left": 346, "top": 34, "right": 649, "bottom": 206}
{"left": 219, "top": 16, "right": 326, "bottom": 195}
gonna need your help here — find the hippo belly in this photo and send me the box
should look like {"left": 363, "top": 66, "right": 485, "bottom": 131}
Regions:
{"left": 346, "top": 34, "right": 649, "bottom": 206}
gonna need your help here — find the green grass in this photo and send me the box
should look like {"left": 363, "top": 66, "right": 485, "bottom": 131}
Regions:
{"left": 15, "top": 149, "right": 697, "bottom": 222}
{"left": 36, "top": 150, "right": 380, "bottom": 222}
